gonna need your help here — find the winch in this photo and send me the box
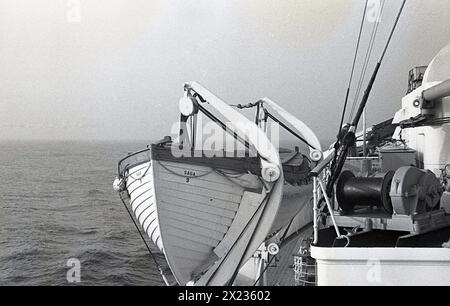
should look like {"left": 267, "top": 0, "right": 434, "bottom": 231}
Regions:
{"left": 336, "top": 170, "right": 394, "bottom": 214}
{"left": 335, "top": 166, "right": 443, "bottom": 217}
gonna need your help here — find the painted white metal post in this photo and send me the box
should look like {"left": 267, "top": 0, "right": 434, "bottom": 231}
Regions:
{"left": 313, "top": 177, "right": 319, "bottom": 245}
{"left": 317, "top": 179, "right": 342, "bottom": 239}
{"left": 363, "top": 109, "right": 367, "bottom": 157}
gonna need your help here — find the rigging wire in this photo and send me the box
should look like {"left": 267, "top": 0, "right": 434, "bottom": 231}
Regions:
{"left": 349, "top": 1, "right": 385, "bottom": 121}
{"left": 379, "top": 0, "right": 407, "bottom": 63}
{"left": 337, "top": 0, "right": 369, "bottom": 140}
{"left": 351, "top": 0, "right": 406, "bottom": 129}
{"left": 263, "top": 110, "right": 318, "bottom": 150}
{"left": 349, "top": 0, "right": 386, "bottom": 122}
{"left": 325, "top": 0, "right": 407, "bottom": 196}
{"left": 231, "top": 102, "right": 318, "bottom": 151}
{"left": 330, "top": 0, "right": 370, "bottom": 174}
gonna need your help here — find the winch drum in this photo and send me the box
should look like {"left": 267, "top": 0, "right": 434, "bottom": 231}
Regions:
{"left": 336, "top": 171, "right": 395, "bottom": 213}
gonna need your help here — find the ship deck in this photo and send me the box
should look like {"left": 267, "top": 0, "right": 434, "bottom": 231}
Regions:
{"left": 266, "top": 226, "right": 313, "bottom": 286}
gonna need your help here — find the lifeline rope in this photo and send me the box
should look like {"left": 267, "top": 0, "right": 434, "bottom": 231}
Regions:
{"left": 123, "top": 161, "right": 152, "bottom": 181}
{"left": 118, "top": 191, "right": 171, "bottom": 286}
{"left": 156, "top": 160, "right": 216, "bottom": 179}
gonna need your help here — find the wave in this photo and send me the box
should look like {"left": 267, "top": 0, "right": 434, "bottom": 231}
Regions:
{"left": 0, "top": 141, "right": 165, "bottom": 285}
{"left": 86, "top": 189, "right": 106, "bottom": 197}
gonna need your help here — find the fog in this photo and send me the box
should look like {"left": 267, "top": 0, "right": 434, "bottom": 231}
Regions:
{"left": 0, "top": 0, "right": 449, "bottom": 141}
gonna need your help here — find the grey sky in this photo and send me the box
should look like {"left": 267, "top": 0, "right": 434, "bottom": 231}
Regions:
{"left": 0, "top": 0, "right": 449, "bottom": 141}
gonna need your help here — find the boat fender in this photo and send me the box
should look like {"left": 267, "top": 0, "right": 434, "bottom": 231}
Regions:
{"left": 267, "top": 243, "right": 279, "bottom": 255}
{"left": 113, "top": 177, "right": 125, "bottom": 192}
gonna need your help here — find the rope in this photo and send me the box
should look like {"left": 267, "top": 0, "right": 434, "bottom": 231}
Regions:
{"left": 333, "top": 235, "right": 351, "bottom": 248}
{"left": 118, "top": 192, "right": 171, "bottom": 286}
{"left": 158, "top": 161, "right": 252, "bottom": 190}
{"left": 156, "top": 160, "right": 216, "bottom": 179}
{"left": 214, "top": 168, "right": 248, "bottom": 177}
{"left": 124, "top": 161, "right": 152, "bottom": 181}
{"left": 232, "top": 102, "right": 318, "bottom": 152}
{"left": 230, "top": 102, "right": 260, "bottom": 109}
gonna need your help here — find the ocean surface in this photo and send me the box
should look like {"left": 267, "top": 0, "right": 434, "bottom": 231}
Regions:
{"left": 0, "top": 139, "right": 335, "bottom": 286}
{"left": 0, "top": 140, "right": 166, "bottom": 286}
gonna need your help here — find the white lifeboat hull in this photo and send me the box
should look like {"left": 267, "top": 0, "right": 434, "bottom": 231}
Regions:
{"left": 122, "top": 146, "right": 313, "bottom": 285}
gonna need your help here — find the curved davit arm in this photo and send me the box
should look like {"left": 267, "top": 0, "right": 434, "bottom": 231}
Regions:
{"left": 185, "top": 81, "right": 282, "bottom": 182}
{"left": 182, "top": 82, "right": 285, "bottom": 286}
{"left": 258, "top": 97, "right": 323, "bottom": 156}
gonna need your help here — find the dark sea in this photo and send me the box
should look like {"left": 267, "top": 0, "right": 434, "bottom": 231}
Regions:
{"left": 0, "top": 140, "right": 165, "bottom": 286}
